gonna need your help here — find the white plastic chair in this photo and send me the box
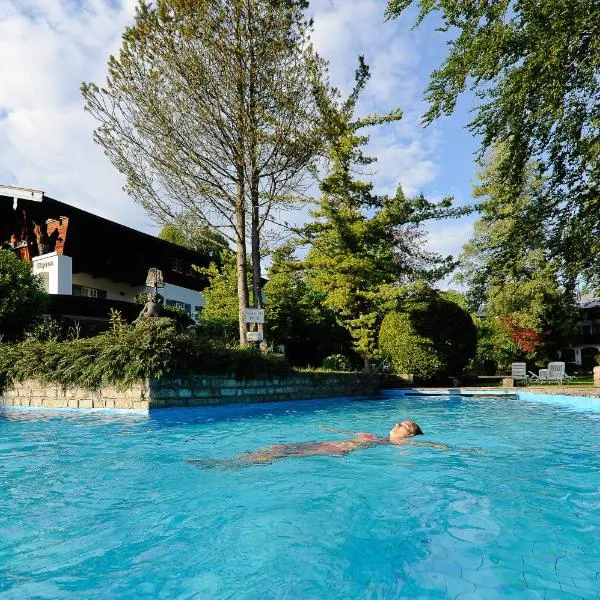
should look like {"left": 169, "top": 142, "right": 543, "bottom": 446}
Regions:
{"left": 547, "top": 362, "right": 566, "bottom": 384}
{"left": 511, "top": 362, "right": 529, "bottom": 384}
{"left": 528, "top": 369, "right": 548, "bottom": 383}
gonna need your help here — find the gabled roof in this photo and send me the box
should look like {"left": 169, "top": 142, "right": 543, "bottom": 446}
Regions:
{"left": 1, "top": 187, "right": 212, "bottom": 291}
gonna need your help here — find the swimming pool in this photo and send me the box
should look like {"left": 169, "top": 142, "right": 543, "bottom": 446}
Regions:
{"left": 1, "top": 393, "right": 599, "bottom": 598}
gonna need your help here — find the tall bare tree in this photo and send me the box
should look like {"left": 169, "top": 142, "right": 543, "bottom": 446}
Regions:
{"left": 82, "top": 0, "right": 325, "bottom": 343}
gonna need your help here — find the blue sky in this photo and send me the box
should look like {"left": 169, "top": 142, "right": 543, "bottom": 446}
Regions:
{"left": 0, "top": 0, "right": 481, "bottom": 270}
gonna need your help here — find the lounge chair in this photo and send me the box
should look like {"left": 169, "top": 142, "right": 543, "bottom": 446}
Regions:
{"left": 528, "top": 369, "right": 549, "bottom": 383}
{"left": 547, "top": 362, "right": 568, "bottom": 384}
{"left": 511, "top": 362, "right": 529, "bottom": 384}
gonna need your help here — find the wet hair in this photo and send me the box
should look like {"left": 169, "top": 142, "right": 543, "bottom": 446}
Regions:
{"left": 405, "top": 421, "right": 424, "bottom": 436}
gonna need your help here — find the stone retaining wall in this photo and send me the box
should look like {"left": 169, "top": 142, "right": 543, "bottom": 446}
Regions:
{"left": 0, "top": 380, "right": 149, "bottom": 410}
{"left": 0, "top": 373, "right": 380, "bottom": 411}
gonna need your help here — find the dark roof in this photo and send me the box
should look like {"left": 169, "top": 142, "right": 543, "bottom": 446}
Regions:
{"left": 1, "top": 191, "right": 212, "bottom": 291}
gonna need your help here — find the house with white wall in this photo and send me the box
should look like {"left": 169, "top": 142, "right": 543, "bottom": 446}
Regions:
{"left": 1, "top": 184, "right": 210, "bottom": 328}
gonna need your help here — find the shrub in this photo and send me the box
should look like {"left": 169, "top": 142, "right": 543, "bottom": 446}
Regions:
{"left": 379, "top": 294, "right": 477, "bottom": 382}
{"left": 0, "top": 315, "right": 290, "bottom": 391}
{"left": 0, "top": 250, "right": 48, "bottom": 341}
{"left": 321, "top": 354, "right": 351, "bottom": 371}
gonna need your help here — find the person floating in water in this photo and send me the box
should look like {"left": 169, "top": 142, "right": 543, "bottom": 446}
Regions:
{"left": 188, "top": 420, "right": 448, "bottom": 469}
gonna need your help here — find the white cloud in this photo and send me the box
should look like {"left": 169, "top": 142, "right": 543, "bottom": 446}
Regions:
{"left": 0, "top": 0, "right": 150, "bottom": 229}
{"left": 0, "top": 0, "right": 474, "bottom": 259}
{"left": 310, "top": 0, "right": 442, "bottom": 197}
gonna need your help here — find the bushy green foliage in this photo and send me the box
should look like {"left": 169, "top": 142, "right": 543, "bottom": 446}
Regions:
{"left": 0, "top": 250, "right": 48, "bottom": 342}
{"left": 458, "top": 148, "right": 578, "bottom": 363}
{"left": 0, "top": 316, "right": 178, "bottom": 390}
{"left": 321, "top": 354, "right": 351, "bottom": 372}
{"left": 0, "top": 314, "right": 290, "bottom": 391}
{"left": 378, "top": 292, "right": 477, "bottom": 381}
{"left": 24, "top": 316, "right": 68, "bottom": 342}
{"left": 379, "top": 312, "right": 442, "bottom": 380}
{"left": 197, "top": 252, "right": 240, "bottom": 343}
{"left": 176, "top": 333, "right": 289, "bottom": 379}
{"left": 297, "top": 61, "right": 467, "bottom": 358}
{"left": 388, "top": 0, "right": 600, "bottom": 286}
{"left": 264, "top": 245, "right": 352, "bottom": 366}
{"left": 469, "top": 316, "right": 518, "bottom": 375}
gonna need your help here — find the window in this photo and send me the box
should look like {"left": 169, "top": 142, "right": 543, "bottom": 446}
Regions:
{"left": 172, "top": 258, "right": 184, "bottom": 274}
{"left": 166, "top": 299, "right": 192, "bottom": 314}
{"left": 72, "top": 285, "right": 107, "bottom": 300}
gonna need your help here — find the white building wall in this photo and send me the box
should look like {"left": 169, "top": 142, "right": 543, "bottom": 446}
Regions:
{"left": 70, "top": 272, "right": 205, "bottom": 316}
{"left": 162, "top": 282, "right": 205, "bottom": 316}
{"left": 33, "top": 253, "right": 205, "bottom": 316}
{"left": 71, "top": 273, "right": 146, "bottom": 302}
{"left": 70, "top": 276, "right": 205, "bottom": 312}
{"left": 32, "top": 252, "right": 72, "bottom": 294}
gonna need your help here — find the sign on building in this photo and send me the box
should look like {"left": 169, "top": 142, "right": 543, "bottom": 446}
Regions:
{"left": 244, "top": 308, "right": 265, "bottom": 323}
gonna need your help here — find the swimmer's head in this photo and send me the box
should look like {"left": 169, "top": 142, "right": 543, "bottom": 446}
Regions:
{"left": 390, "top": 420, "right": 423, "bottom": 442}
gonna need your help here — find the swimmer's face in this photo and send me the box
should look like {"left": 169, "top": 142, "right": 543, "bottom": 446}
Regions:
{"left": 389, "top": 420, "right": 423, "bottom": 442}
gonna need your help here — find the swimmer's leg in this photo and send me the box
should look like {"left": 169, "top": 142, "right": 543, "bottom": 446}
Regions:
{"left": 186, "top": 457, "right": 252, "bottom": 470}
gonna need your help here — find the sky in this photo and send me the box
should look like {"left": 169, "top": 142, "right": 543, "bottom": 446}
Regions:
{"left": 0, "top": 0, "right": 480, "bottom": 274}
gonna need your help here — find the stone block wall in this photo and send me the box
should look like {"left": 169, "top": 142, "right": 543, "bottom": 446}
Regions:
{"left": 0, "top": 379, "right": 149, "bottom": 410}
{"left": 0, "top": 373, "right": 381, "bottom": 411}
{"left": 148, "top": 373, "right": 380, "bottom": 408}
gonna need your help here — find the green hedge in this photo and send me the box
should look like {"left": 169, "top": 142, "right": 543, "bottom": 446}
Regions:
{"left": 379, "top": 294, "right": 477, "bottom": 382}
{"left": 0, "top": 317, "right": 290, "bottom": 391}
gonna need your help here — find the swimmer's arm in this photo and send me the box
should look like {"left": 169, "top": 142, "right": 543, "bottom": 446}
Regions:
{"left": 406, "top": 440, "right": 451, "bottom": 450}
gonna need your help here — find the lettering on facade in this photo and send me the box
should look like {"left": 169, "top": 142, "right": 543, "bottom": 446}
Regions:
{"left": 34, "top": 260, "right": 55, "bottom": 270}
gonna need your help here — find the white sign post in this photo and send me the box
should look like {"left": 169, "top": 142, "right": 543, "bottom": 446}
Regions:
{"left": 247, "top": 331, "right": 264, "bottom": 342}
{"left": 244, "top": 308, "right": 265, "bottom": 324}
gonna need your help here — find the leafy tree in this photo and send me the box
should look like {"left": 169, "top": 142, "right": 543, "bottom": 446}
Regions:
{"left": 387, "top": 0, "right": 600, "bottom": 284}
{"left": 264, "top": 245, "right": 352, "bottom": 366}
{"left": 158, "top": 222, "right": 229, "bottom": 268}
{"left": 197, "top": 252, "right": 240, "bottom": 344}
{"left": 470, "top": 315, "right": 517, "bottom": 375}
{"left": 299, "top": 60, "right": 468, "bottom": 358}
{"left": 0, "top": 250, "right": 48, "bottom": 342}
{"left": 82, "top": 0, "right": 327, "bottom": 344}
{"left": 378, "top": 289, "right": 477, "bottom": 381}
{"left": 458, "top": 147, "right": 578, "bottom": 361}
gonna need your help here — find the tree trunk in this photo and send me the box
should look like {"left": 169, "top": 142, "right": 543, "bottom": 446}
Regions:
{"left": 235, "top": 182, "right": 249, "bottom": 345}
{"left": 250, "top": 177, "right": 263, "bottom": 309}
{"left": 250, "top": 176, "right": 266, "bottom": 347}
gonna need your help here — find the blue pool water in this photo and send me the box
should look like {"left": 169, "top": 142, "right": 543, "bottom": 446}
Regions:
{"left": 1, "top": 393, "right": 600, "bottom": 599}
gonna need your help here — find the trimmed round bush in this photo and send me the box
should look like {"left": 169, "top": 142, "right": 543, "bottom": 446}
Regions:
{"left": 379, "top": 294, "right": 476, "bottom": 382}
{"left": 0, "top": 250, "right": 48, "bottom": 342}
